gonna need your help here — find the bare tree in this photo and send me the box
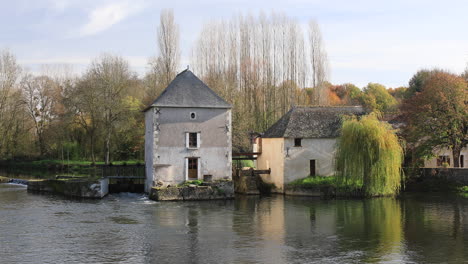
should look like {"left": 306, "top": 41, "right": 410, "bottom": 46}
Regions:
{"left": 89, "top": 55, "right": 133, "bottom": 164}
{"left": 157, "top": 9, "right": 180, "bottom": 86}
{"left": 21, "top": 74, "right": 58, "bottom": 156}
{"left": 308, "top": 19, "right": 329, "bottom": 105}
{"left": 0, "top": 50, "right": 23, "bottom": 158}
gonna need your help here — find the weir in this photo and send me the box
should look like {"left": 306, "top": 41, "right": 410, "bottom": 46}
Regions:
{"left": 107, "top": 176, "right": 145, "bottom": 193}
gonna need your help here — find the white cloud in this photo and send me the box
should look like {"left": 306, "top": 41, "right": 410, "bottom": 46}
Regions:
{"left": 78, "top": 1, "right": 146, "bottom": 37}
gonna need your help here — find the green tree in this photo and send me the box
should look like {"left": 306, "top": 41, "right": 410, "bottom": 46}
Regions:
{"left": 335, "top": 114, "right": 404, "bottom": 196}
{"left": 358, "top": 83, "right": 397, "bottom": 113}
{"left": 407, "top": 69, "right": 445, "bottom": 98}
{"left": 401, "top": 72, "right": 467, "bottom": 167}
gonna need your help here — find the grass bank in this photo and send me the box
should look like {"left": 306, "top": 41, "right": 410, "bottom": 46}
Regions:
{"left": 287, "top": 176, "right": 336, "bottom": 189}
{"left": 1, "top": 159, "right": 144, "bottom": 166}
{"left": 0, "top": 159, "right": 145, "bottom": 179}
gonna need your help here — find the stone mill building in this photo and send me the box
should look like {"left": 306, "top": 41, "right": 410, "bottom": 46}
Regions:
{"left": 143, "top": 70, "right": 232, "bottom": 193}
{"left": 253, "top": 106, "right": 365, "bottom": 193}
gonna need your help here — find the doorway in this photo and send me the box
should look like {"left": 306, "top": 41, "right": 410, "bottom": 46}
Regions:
{"left": 310, "top": 160, "right": 316, "bottom": 176}
{"left": 188, "top": 158, "right": 198, "bottom": 180}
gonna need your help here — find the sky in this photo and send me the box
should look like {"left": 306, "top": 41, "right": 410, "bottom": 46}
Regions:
{"left": 1, "top": 0, "right": 468, "bottom": 88}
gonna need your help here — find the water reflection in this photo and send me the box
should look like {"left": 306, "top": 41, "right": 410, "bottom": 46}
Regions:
{"left": 1, "top": 184, "right": 468, "bottom": 263}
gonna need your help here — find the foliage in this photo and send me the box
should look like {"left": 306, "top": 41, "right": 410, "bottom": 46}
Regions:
{"left": 387, "top": 87, "right": 408, "bottom": 103}
{"left": 401, "top": 71, "right": 467, "bottom": 167}
{"left": 335, "top": 114, "right": 404, "bottom": 196}
{"left": 357, "top": 83, "right": 397, "bottom": 113}
{"left": 288, "top": 176, "right": 336, "bottom": 188}
{"left": 179, "top": 180, "right": 203, "bottom": 186}
{"left": 232, "top": 159, "right": 255, "bottom": 169}
{"left": 407, "top": 69, "right": 445, "bottom": 98}
{"left": 328, "top": 83, "right": 362, "bottom": 106}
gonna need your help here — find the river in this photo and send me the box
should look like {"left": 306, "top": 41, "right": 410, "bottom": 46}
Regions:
{"left": 0, "top": 183, "right": 467, "bottom": 263}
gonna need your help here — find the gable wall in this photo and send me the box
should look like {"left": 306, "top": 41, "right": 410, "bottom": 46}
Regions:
{"left": 144, "top": 109, "right": 155, "bottom": 192}
{"left": 283, "top": 138, "right": 336, "bottom": 184}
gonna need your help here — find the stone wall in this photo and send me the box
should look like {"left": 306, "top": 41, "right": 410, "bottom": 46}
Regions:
{"left": 149, "top": 181, "right": 234, "bottom": 201}
{"left": 284, "top": 185, "right": 335, "bottom": 197}
{"left": 418, "top": 168, "right": 468, "bottom": 185}
{"left": 233, "top": 169, "right": 260, "bottom": 195}
{"left": 28, "top": 178, "right": 109, "bottom": 198}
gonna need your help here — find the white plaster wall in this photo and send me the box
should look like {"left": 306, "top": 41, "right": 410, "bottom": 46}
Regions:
{"left": 146, "top": 107, "right": 232, "bottom": 190}
{"left": 256, "top": 138, "right": 285, "bottom": 191}
{"left": 283, "top": 138, "right": 337, "bottom": 184}
{"left": 144, "top": 109, "right": 155, "bottom": 193}
{"left": 424, "top": 147, "right": 468, "bottom": 168}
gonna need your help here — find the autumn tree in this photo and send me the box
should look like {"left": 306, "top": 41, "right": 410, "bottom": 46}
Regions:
{"left": 387, "top": 87, "right": 407, "bottom": 104}
{"left": 328, "top": 83, "right": 361, "bottom": 105}
{"left": 401, "top": 72, "right": 468, "bottom": 167}
{"left": 407, "top": 69, "right": 446, "bottom": 98}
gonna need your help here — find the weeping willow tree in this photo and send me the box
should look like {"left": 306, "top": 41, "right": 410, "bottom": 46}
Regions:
{"left": 335, "top": 114, "right": 404, "bottom": 196}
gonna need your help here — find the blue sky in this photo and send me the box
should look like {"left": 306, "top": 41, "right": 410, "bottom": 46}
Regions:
{"left": 1, "top": 0, "right": 467, "bottom": 87}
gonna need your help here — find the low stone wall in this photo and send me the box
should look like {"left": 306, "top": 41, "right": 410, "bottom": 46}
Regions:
{"left": 28, "top": 178, "right": 109, "bottom": 198}
{"left": 149, "top": 181, "right": 234, "bottom": 201}
{"left": 419, "top": 168, "right": 468, "bottom": 185}
{"left": 284, "top": 185, "right": 335, "bottom": 197}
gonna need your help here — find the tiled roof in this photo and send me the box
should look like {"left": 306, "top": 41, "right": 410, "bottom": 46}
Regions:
{"left": 262, "top": 106, "right": 366, "bottom": 138}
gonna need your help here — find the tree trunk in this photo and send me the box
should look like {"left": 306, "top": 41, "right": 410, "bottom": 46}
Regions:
{"left": 105, "top": 128, "right": 111, "bottom": 165}
{"left": 90, "top": 134, "right": 95, "bottom": 163}
{"left": 452, "top": 146, "right": 461, "bottom": 168}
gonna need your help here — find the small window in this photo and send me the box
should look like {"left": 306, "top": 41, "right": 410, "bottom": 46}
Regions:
{"left": 190, "top": 112, "right": 196, "bottom": 120}
{"left": 294, "top": 138, "right": 302, "bottom": 147}
{"left": 437, "top": 156, "right": 450, "bottom": 167}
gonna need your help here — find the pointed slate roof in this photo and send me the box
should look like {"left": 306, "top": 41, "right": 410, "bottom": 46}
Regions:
{"left": 144, "top": 70, "right": 231, "bottom": 111}
{"left": 262, "top": 106, "right": 366, "bottom": 138}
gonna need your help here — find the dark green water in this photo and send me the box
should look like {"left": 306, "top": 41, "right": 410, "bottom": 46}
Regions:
{"left": 1, "top": 184, "right": 467, "bottom": 263}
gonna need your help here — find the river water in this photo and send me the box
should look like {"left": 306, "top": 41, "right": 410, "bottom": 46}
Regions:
{"left": 1, "top": 183, "right": 467, "bottom": 264}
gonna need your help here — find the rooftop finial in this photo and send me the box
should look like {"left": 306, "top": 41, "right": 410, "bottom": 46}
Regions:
{"left": 187, "top": 65, "right": 189, "bottom": 70}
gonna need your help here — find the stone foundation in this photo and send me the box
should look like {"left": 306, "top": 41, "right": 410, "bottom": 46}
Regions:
{"left": 149, "top": 181, "right": 234, "bottom": 201}
{"left": 27, "top": 178, "right": 109, "bottom": 198}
